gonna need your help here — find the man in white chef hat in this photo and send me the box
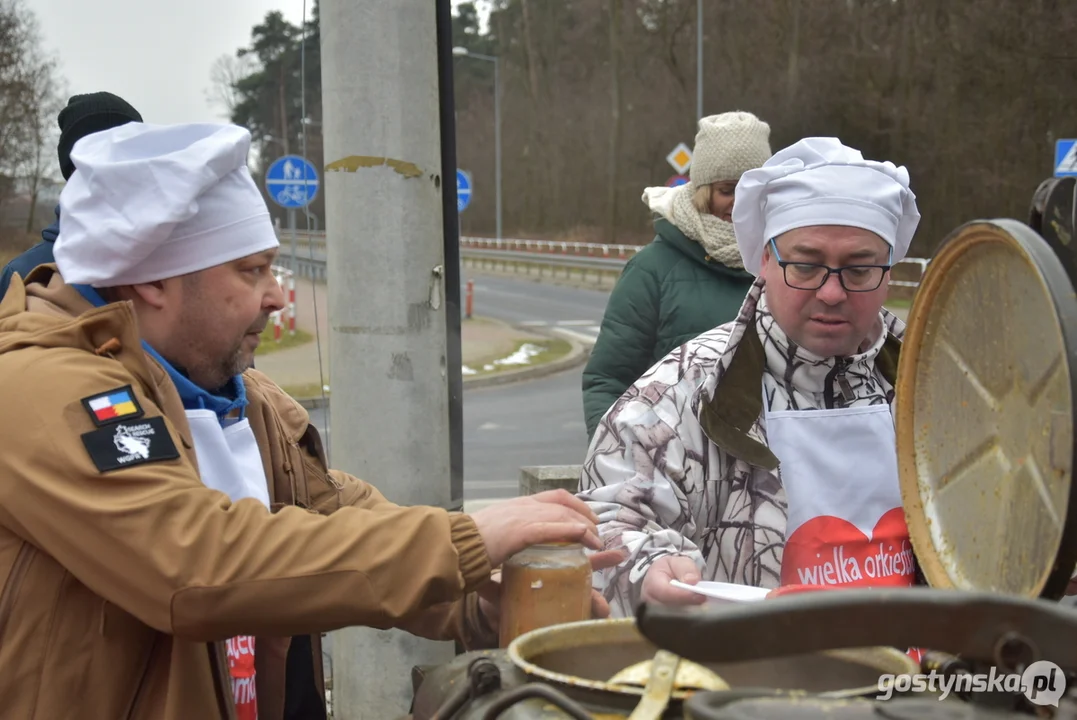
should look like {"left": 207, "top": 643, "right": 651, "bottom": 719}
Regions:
{"left": 0, "top": 122, "right": 611, "bottom": 719}
{"left": 578, "top": 137, "right": 923, "bottom": 617}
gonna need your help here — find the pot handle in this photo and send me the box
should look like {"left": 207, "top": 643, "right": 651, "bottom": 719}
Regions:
{"left": 636, "top": 587, "right": 1077, "bottom": 669}
{"left": 625, "top": 650, "right": 681, "bottom": 720}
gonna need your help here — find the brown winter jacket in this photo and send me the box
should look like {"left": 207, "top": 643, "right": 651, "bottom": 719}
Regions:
{"left": 0, "top": 266, "right": 495, "bottom": 719}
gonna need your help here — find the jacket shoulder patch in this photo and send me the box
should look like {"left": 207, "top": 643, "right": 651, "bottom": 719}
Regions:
{"left": 81, "top": 417, "right": 180, "bottom": 473}
{"left": 80, "top": 385, "right": 145, "bottom": 427}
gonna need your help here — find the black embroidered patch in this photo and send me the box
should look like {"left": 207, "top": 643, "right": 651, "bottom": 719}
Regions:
{"left": 81, "top": 417, "right": 180, "bottom": 473}
{"left": 79, "top": 385, "right": 145, "bottom": 427}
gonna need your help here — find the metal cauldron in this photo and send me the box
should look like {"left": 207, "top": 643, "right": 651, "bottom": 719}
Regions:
{"left": 411, "top": 615, "right": 918, "bottom": 719}
{"left": 411, "top": 588, "right": 1077, "bottom": 719}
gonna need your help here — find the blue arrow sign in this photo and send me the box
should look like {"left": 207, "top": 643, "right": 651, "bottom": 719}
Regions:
{"left": 1056, "top": 139, "right": 1077, "bottom": 178}
{"left": 457, "top": 169, "right": 472, "bottom": 213}
{"left": 266, "top": 155, "right": 320, "bottom": 208}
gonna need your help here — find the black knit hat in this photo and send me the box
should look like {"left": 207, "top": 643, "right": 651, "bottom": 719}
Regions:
{"left": 57, "top": 92, "right": 143, "bottom": 180}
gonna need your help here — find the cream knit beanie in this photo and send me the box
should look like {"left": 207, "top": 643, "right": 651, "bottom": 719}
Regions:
{"left": 689, "top": 111, "right": 772, "bottom": 186}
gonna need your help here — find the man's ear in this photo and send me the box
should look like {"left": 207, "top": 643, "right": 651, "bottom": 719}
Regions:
{"left": 127, "top": 279, "right": 171, "bottom": 310}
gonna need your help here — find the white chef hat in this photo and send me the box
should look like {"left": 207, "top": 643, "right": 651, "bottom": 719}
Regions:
{"left": 731, "top": 137, "right": 920, "bottom": 275}
{"left": 54, "top": 122, "right": 279, "bottom": 288}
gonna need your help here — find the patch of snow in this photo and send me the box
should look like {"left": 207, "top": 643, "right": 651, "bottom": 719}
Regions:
{"left": 493, "top": 343, "right": 544, "bottom": 367}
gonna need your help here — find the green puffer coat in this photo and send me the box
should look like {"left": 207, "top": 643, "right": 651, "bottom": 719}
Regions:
{"left": 582, "top": 218, "right": 754, "bottom": 440}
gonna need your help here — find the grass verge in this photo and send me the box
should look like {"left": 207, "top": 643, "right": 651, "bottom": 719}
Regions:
{"left": 279, "top": 337, "right": 574, "bottom": 398}
{"left": 462, "top": 337, "right": 573, "bottom": 378}
{"left": 255, "top": 325, "right": 314, "bottom": 356}
{"left": 281, "top": 381, "right": 330, "bottom": 399}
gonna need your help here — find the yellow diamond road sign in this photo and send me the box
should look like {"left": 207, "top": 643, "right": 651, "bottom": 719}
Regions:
{"left": 667, "top": 142, "right": 693, "bottom": 175}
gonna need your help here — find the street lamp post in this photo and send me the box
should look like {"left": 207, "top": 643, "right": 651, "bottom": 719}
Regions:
{"left": 452, "top": 46, "right": 502, "bottom": 242}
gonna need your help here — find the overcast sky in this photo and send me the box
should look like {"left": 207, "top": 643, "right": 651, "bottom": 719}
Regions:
{"left": 29, "top": 0, "right": 308, "bottom": 125}
{"left": 29, "top": 1, "right": 489, "bottom": 127}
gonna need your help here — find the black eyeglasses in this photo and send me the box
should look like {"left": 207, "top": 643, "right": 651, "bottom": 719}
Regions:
{"left": 769, "top": 238, "right": 892, "bottom": 292}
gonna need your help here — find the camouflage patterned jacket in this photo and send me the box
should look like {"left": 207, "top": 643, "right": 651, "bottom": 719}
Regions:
{"left": 577, "top": 277, "right": 905, "bottom": 617}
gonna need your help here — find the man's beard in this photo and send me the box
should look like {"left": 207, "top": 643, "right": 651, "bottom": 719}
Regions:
{"left": 187, "top": 342, "right": 247, "bottom": 390}
{"left": 187, "top": 315, "right": 268, "bottom": 390}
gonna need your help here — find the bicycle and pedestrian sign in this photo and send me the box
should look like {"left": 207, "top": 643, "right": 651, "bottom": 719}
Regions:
{"left": 266, "top": 155, "right": 320, "bottom": 209}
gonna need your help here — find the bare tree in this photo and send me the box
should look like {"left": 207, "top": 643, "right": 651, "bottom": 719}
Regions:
{"left": 607, "top": 0, "right": 623, "bottom": 244}
{"left": 20, "top": 51, "right": 65, "bottom": 231}
{"left": 0, "top": 0, "right": 36, "bottom": 200}
{"left": 0, "top": 0, "right": 64, "bottom": 230}
{"left": 439, "top": 0, "right": 1077, "bottom": 248}
{"left": 206, "top": 53, "right": 257, "bottom": 121}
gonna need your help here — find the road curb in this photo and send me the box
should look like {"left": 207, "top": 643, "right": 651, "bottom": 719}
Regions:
{"left": 293, "top": 325, "right": 591, "bottom": 410}
{"left": 462, "top": 326, "right": 590, "bottom": 391}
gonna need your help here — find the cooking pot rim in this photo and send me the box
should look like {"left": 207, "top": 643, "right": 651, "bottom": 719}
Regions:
{"left": 506, "top": 617, "right": 920, "bottom": 701}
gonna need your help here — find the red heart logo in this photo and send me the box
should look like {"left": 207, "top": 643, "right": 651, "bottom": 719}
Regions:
{"left": 781, "top": 507, "right": 916, "bottom": 588}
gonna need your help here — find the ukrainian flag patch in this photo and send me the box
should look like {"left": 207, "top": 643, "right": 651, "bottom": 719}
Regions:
{"left": 81, "top": 385, "right": 144, "bottom": 427}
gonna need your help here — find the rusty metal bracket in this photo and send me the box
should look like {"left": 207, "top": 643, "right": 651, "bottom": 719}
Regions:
{"left": 429, "top": 657, "right": 503, "bottom": 720}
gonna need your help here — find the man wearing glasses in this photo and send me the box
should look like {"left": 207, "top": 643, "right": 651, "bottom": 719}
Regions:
{"left": 578, "top": 137, "right": 922, "bottom": 616}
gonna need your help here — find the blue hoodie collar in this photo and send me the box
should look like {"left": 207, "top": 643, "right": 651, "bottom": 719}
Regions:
{"left": 41, "top": 205, "right": 59, "bottom": 243}
{"left": 73, "top": 284, "right": 248, "bottom": 424}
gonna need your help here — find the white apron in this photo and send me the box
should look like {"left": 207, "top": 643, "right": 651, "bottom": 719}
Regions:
{"left": 186, "top": 408, "right": 268, "bottom": 720}
{"left": 185, "top": 409, "right": 271, "bottom": 509}
{"left": 764, "top": 399, "right": 915, "bottom": 589}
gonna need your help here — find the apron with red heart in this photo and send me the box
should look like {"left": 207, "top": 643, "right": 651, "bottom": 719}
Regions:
{"left": 765, "top": 400, "right": 915, "bottom": 589}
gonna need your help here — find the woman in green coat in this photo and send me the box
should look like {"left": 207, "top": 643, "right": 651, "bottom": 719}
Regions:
{"left": 582, "top": 111, "right": 772, "bottom": 441}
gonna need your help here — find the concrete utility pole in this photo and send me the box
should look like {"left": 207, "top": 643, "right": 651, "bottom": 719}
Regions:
{"left": 321, "top": 0, "right": 459, "bottom": 716}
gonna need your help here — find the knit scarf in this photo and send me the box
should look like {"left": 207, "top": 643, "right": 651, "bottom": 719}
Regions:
{"left": 642, "top": 183, "right": 743, "bottom": 268}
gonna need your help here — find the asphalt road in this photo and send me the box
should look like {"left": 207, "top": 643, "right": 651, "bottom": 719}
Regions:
{"left": 309, "top": 272, "right": 613, "bottom": 502}
{"left": 466, "top": 273, "right": 612, "bottom": 346}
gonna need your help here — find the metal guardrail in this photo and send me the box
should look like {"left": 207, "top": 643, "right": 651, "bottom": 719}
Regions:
{"left": 277, "top": 231, "right": 928, "bottom": 288}
{"left": 463, "top": 247, "right": 627, "bottom": 270}
{"left": 292, "top": 255, "right": 327, "bottom": 283}
{"left": 278, "top": 230, "right": 640, "bottom": 258}
{"left": 462, "top": 236, "right": 640, "bottom": 258}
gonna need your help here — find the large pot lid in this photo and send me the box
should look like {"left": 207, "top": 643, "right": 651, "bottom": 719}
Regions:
{"left": 895, "top": 219, "right": 1077, "bottom": 599}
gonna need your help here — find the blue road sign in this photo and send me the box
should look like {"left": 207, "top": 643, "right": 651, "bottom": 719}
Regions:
{"left": 457, "top": 169, "right": 472, "bottom": 213}
{"left": 266, "top": 155, "right": 319, "bottom": 208}
{"left": 1056, "top": 140, "right": 1077, "bottom": 178}
{"left": 667, "top": 174, "right": 689, "bottom": 188}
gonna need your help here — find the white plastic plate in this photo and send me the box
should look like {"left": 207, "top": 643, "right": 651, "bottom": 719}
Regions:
{"left": 669, "top": 580, "right": 770, "bottom": 603}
